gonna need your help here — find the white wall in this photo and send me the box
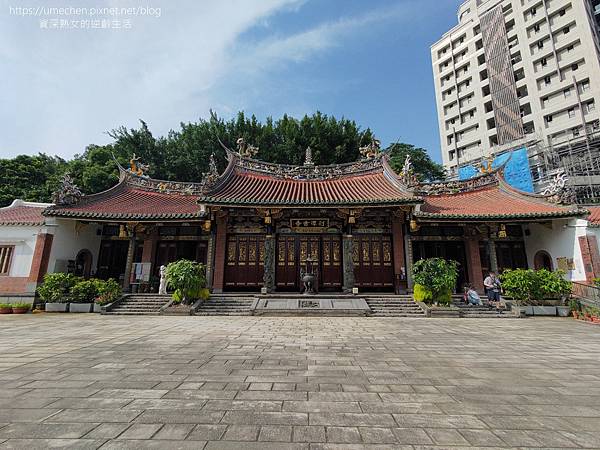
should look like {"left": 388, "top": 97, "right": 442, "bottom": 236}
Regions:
{"left": 0, "top": 226, "right": 40, "bottom": 277}
{"left": 524, "top": 218, "right": 588, "bottom": 282}
{"left": 46, "top": 219, "right": 102, "bottom": 275}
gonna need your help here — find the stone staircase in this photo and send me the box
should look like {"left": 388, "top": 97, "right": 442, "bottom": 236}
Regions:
{"left": 364, "top": 295, "right": 426, "bottom": 317}
{"left": 194, "top": 295, "right": 255, "bottom": 316}
{"left": 104, "top": 294, "right": 170, "bottom": 315}
{"left": 452, "top": 300, "right": 512, "bottom": 318}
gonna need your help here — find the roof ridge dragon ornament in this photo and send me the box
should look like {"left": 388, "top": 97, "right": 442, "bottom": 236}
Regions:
{"left": 398, "top": 154, "right": 418, "bottom": 187}
{"left": 236, "top": 137, "right": 259, "bottom": 158}
{"left": 359, "top": 138, "right": 381, "bottom": 159}
{"left": 540, "top": 169, "right": 577, "bottom": 204}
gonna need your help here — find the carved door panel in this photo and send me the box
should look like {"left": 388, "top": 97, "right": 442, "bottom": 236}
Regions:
{"left": 321, "top": 235, "right": 342, "bottom": 290}
{"left": 353, "top": 234, "right": 394, "bottom": 289}
{"left": 299, "top": 235, "right": 320, "bottom": 290}
{"left": 224, "top": 235, "right": 264, "bottom": 289}
{"left": 276, "top": 236, "right": 297, "bottom": 289}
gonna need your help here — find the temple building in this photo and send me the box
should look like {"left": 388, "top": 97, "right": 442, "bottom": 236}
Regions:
{"left": 45, "top": 139, "right": 590, "bottom": 292}
{"left": 0, "top": 139, "right": 594, "bottom": 302}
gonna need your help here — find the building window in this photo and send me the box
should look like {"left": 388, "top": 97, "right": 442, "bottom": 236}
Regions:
{"left": 572, "top": 63, "right": 579, "bottom": 71}
{"left": 566, "top": 45, "right": 574, "bottom": 52}
{"left": 544, "top": 75, "right": 551, "bottom": 85}
{"left": 564, "top": 88, "right": 571, "bottom": 97}
{"left": 541, "top": 57, "right": 547, "bottom": 67}
{"left": 531, "top": 7, "right": 537, "bottom": 16}
{"left": 537, "top": 40, "right": 544, "bottom": 49}
{"left": 546, "top": 114, "right": 553, "bottom": 123}
{"left": 588, "top": 101, "right": 596, "bottom": 112}
{"left": 568, "top": 108, "right": 575, "bottom": 118}
{"left": 533, "top": 24, "right": 540, "bottom": 33}
{"left": 564, "top": 26, "right": 570, "bottom": 34}
{"left": 582, "top": 81, "right": 590, "bottom": 92}
{"left": 559, "top": 9, "right": 565, "bottom": 17}
{"left": 0, "top": 246, "right": 14, "bottom": 275}
{"left": 573, "top": 127, "right": 580, "bottom": 136}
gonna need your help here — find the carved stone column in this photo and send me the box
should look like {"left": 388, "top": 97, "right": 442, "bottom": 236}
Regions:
{"left": 205, "top": 230, "right": 216, "bottom": 290}
{"left": 342, "top": 234, "right": 355, "bottom": 292}
{"left": 405, "top": 237, "right": 414, "bottom": 290}
{"left": 211, "top": 214, "right": 228, "bottom": 293}
{"left": 122, "top": 235, "right": 136, "bottom": 292}
{"left": 263, "top": 234, "right": 276, "bottom": 292}
{"left": 465, "top": 237, "right": 485, "bottom": 292}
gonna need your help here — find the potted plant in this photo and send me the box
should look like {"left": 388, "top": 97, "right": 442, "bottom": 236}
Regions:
{"left": 412, "top": 258, "right": 458, "bottom": 315}
{"left": 568, "top": 298, "right": 581, "bottom": 319}
{"left": 501, "top": 269, "right": 571, "bottom": 316}
{"left": 591, "top": 307, "right": 600, "bottom": 324}
{"left": 37, "top": 273, "right": 81, "bottom": 312}
{"left": 69, "top": 279, "right": 100, "bottom": 312}
{"left": 164, "top": 260, "right": 208, "bottom": 313}
{"left": 11, "top": 302, "right": 30, "bottom": 314}
{"left": 94, "top": 279, "right": 122, "bottom": 312}
{"left": 0, "top": 303, "right": 13, "bottom": 314}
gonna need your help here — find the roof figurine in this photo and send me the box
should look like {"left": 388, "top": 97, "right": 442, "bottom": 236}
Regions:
{"left": 129, "top": 153, "right": 149, "bottom": 177}
{"left": 52, "top": 173, "right": 82, "bottom": 206}
{"left": 398, "top": 154, "right": 418, "bottom": 187}
{"left": 236, "top": 137, "right": 259, "bottom": 158}
{"left": 359, "top": 138, "right": 381, "bottom": 159}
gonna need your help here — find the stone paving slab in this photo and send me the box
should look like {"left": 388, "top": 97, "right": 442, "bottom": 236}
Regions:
{"left": 0, "top": 315, "right": 599, "bottom": 448}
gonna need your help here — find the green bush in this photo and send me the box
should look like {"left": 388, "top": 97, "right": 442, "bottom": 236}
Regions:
{"left": 0, "top": 303, "right": 12, "bottom": 309}
{"left": 412, "top": 258, "right": 458, "bottom": 305}
{"left": 95, "top": 279, "right": 122, "bottom": 305}
{"left": 37, "top": 273, "right": 81, "bottom": 303}
{"left": 165, "top": 260, "right": 207, "bottom": 304}
{"left": 11, "top": 302, "right": 31, "bottom": 309}
{"left": 501, "top": 269, "right": 571, "bottom": 305}
{"left": 71, "top": 279, "right": 102, "bottom": 303}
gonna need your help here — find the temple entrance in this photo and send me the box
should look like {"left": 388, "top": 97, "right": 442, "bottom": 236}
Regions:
{"left": 154, "top": 241, "right": 208, "bottom": 276}
{"left": 224, "top": 234, "right": 265, "bottom": 290}
{"left": 496, "top": 241, "right": 528, "bottom": 272}
{"left": 275, "top": 234, "right": 342, "bottom": 292}
{"left": 412, "top": 240, "right": 468, "bottom": 292}
{"left": 353, "top": 234, "right": 394, "bottom": 290}
{"left": 97, "top": 240, "right": 129, "bottom": 281}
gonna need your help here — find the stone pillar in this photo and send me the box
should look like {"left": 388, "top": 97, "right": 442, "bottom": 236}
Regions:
{"left": 28, "top": 232, "right": 54, "bottom": 286}
{"left": 211, "top": 214, "right": 227, "bottom": 293}
{"left": 488, "top": 240, "right": 498, "bottom": 273}
{"left": 122, "top": 236, "right": 136, "bottom": 291}
{"left": 263, "top": 234, "right": 276, "bottom": 292}
{"left": 342, "top": 234, "right": 355, "bottom": 292}
{"left": 465, "top": 238, "right": 484, "bottom": 292}
{"left": 391, "top": 220, "right": 407, "bottom": 294}
{"left": 205, "top": 231, "right": 216, "bottom": 290}
{"left": 405, "top": 237, "right": 414, "bottom": 290}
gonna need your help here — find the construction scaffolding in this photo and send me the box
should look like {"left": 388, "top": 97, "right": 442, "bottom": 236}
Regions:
{"left": 529, "top": 121, "right": 600, "bottom": 204}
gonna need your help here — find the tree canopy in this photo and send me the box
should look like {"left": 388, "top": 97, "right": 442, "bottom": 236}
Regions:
{"left": 0, "top": 111, "right": 445, "bottom": 206}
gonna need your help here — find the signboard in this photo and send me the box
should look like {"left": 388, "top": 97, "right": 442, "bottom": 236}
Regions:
{"left": 131, "top": 262, "right": 151, "bottom": 283}
{"left": 290, "top": 218, "right": 329, "bottom": 233}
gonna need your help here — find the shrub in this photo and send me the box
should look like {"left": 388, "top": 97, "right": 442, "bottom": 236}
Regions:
{"left": 95, "top": 279, "right": 122, "bottom": 305}
{"left": 0, "top": 303, "right": 12, "bottom": 309}
{"left": 37, "top": 273, "right": 81, "bottom": 303}
{"left": 11, "top": 302, "right": 31, "bottom": 309}
{"left": 165, "top": 260, "right": 207, "bottom": 304}
{"left": 71, "top": 279, "right": 102, "bottom": 303}
{"left": 501, "top": 269, "right": 572, "bottom": 305}
{"left": 412, "top": 258, "right": 458, "bottom": 305}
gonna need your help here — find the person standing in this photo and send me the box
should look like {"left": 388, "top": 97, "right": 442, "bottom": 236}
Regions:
{"left": 483, "top": 271, "right": 501, "bottom": 302}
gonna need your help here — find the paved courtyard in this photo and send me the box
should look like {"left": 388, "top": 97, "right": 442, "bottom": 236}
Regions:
{"left": 1, "top": 315, "right": 600, "bottom": 449}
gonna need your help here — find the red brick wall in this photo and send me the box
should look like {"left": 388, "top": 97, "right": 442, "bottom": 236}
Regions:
{"left": 579, "top": 235, "right": 598, "bottom": 282}
{"left": 211, "top": 216, "right": 227, "bottom": 292}
{"left": 0, "top": 277, "right": 29, "bottom": 294}
{"left": 28, "top": 233, "right": 53, "bottom": 284}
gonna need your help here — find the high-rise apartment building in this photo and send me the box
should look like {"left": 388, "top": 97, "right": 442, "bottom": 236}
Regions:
{"left": 431, "top": 0, "right": 600, "bottom": 182}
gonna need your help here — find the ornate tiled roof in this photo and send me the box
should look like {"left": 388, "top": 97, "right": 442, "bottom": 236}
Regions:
{"left": 415, "top": 172, "right": 586, "bottom": 221}
{"left": 0, "top": 200, "right": 49, "bottom": 226}
{"left": 587, "top": 206, "right": 600, "bottom": 227}
{"left": 44, "top": 173, "right": 204, "bottom": 221}
{"left": 198, "top": 149, "right": 419, "bottom": 207}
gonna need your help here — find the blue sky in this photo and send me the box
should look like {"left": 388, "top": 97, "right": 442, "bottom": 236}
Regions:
{"left": 0, "top": 0, "right": 459, "bottom": 162}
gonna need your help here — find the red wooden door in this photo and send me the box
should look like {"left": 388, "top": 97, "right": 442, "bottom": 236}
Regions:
{"left": 276, "top": 235, "right": 297, "bottom": 289}
{"left": 224, "top": 235, "right": 264, "bottom": 289}
{"left": 353, "top": 234, "right": 394, "bottom": 289}
{"left": 321, "top": 235, "right": 342, "bottom": 290}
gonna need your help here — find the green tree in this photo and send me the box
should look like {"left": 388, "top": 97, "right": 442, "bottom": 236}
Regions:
{"left": 387, "top": 143, "right": 445, "bottom": 182}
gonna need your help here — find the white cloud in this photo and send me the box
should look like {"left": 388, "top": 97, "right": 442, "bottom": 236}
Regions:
{"left": 0, "top": 0, "right": 422, "bottom": 159}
